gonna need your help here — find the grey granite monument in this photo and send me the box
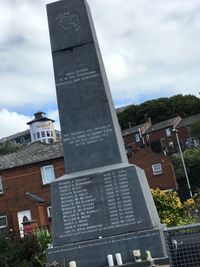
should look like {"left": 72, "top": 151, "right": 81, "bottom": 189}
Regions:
{"left": 46, "top": 0, "right": 167, "bottom": 266}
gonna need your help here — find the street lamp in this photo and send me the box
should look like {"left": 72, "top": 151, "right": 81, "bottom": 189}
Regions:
{"left": 172, "top": 128, "right": 193, "bottom": 198}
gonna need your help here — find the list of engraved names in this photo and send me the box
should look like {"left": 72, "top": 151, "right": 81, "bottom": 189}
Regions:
{"left": 58, "top": 169, "right": 139, "bottom": 238}
{"left": 103, "top": 169, "right": 136, "bottom": 227}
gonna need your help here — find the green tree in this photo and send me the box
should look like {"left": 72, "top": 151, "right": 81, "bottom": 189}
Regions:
{"left": 169, "top": 94, "right": 200, "bottom": 118}
{"left": 190, "top": 121, "right": 200, "bottom": 139}
{"left": 172, "top": 148, "right": 200, "bottom": 192}
{"left": 0, "top": 141, "right": 22, "bottom": 155}
{"left": 117, "top": 94, "right": 200, "bottom": 130}
{"left": 117, "top": 104, "right": 141, "bottom": 129}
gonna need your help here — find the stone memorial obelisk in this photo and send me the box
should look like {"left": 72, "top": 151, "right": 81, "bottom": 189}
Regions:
{"left": 46, "top": 1, "right": 167, "bottom": 266}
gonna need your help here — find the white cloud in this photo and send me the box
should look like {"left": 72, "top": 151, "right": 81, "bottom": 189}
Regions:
{"left": 0, "top": 109, "right": 31, "bottom": 138}
{"left": 0, "top": 108, "right": 60, "bottom": 138}
{"left": 88, "top": 0, "right": 200, "bottom": 103}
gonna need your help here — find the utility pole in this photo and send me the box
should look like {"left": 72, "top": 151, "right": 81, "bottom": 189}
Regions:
{"left": 172, "top": 129, "right": 193, "bottom": 198}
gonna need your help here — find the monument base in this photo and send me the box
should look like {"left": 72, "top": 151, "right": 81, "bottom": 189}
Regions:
{"left": 48, "top": 163, "right": 167, "bottom": 266}
{"left": 47, "top": 226, "right": 167, "bottom": 267}
{"left": 51, "top": 164, "right": 163, "bottom": 246}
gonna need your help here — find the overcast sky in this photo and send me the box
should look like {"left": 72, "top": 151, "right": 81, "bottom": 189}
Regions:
{"left": 0, "top": 0, "right": 200, "bottom": 138}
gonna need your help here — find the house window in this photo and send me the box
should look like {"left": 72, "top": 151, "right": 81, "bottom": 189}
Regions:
{"left": 152, "top": 163, "right": 163, "bottom": 175}
{"left": 194, "top": 138, "right": 200, "bottom": 147}
{"left": 41, "top": 131, "right": 45, "bottom": 138}
{"left": 186, "top": 137, "right": 200, "bottom": 148}
{"left": 46, "top": 131, "right": 50, "bottom": 137}
{"left": 20, "top": 136, "right": 25, "bottom": 143}
{"left": 0, "top": 177, "right": 3, "bottom": 194}
{"left": 47, "top": 206, "right": 52, "bottom": 218}
{"left": 0, "top": 215, "right": 7, "bottom": 228}
{"left": 41, "top": 165, "right": 55, "bottom": 184}
{"left": 168, "top": 141, "right": 174, "bottom": 148}
{"left": 135, "top": 133, "right": 140, "bottom": 143}
{"left": 166, "top": 128, "right": 171, "bottom": 137}
{"left": 37, "top": 132, "right": 40, "bottom": 139}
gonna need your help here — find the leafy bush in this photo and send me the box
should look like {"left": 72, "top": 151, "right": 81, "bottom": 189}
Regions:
{"left": 0, "top": 233, "right": 40, "bottom": 267}
{"left": 151, "top": 188, "right": 198, "bottom": 227}
{"left": 35, "top": 228, "right": 52, "bottom": 266}
{"left": 0, "top": 229, "right": 52, "bottom": 267}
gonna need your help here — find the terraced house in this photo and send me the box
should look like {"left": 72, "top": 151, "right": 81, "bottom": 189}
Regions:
{"left": 0, "top": 142, "right": 64, "bottom": 234}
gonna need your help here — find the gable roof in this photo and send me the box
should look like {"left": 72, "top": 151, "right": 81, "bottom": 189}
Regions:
{"left": 0, "top": 141, "right": 63, "bottom": 171}
{"left": 122, "top": 122, "right": 150, "bottom": 136}
{"left": 144, "top": 116, "right": 181, "bottom": 134}
{"left": 27, "top": 111, "right": 55, "bottom": 125}
{"left": 0, "top": 129, "right": 30, "bottom": 143}
{"left": 177, "top": 113, "right": 200, "bottom": 128}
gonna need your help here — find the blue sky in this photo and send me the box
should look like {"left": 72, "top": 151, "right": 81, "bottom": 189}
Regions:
{"left": 0, "top": 0, "right": 200, "bottom": 138}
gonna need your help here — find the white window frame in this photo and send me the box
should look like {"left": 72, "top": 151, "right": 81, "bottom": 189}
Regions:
{"left": 47, "top": 206, "right": 52, "bottom": 218}
{"left": 0, "top": 176, "right": 3, "bottom": 194}
{"left": 41, "top": 165, "right": 55, "bottom": 185}
{"left": 41, "top": 131, "right": 45, "bottom": 138}
{"left": 0, "top": 215, "right": 8, "bottom": 228}
{"left": 166, "top": 128, "right": 171, "bottom": 137}
{"left": 168, "top": 141, "right": 174, "bottom": 148}
{"left": 48, "top": 138, "right": 52, "bottom": 144}
{"left": 135, "top": 133, "right": 140, "bottom": 143}
{"left": 152, "top": 163, "right": 163, "bottom": 176}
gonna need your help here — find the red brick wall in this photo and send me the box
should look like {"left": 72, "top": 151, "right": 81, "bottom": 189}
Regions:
{"left": 177, "top": 127, "right": 190, "bottom": 148}
{"left": 144, "top": 127, "right": 190, "bottom": 148}
{"left": 144, "top": 128, "right": 177, "bottom": 146}
{"left": 122, "top": 124, "right": 192, "bottom": 192}
{"left": 123, "top": 134, "right": 135, "bottom": 145}
{"left": 129, "top": 147, "right": 177, "bottom": 190}
{"left": 0, "top": 158, "right": 65, "bottom": 233}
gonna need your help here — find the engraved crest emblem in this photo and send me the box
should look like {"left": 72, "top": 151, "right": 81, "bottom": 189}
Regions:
{"left": 56, "top": 12, "right": 80, "bottom": 32}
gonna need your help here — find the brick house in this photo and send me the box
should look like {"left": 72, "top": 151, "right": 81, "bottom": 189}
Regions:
{"left": 176, "top": 113, "right": 200, "bottom": 149}
{"left": 122, "top": 114, "right": 200, "bottom": 191}
{"left": 0, "top": 142, "right": 64, "bottom": 234}
{"left": 122, "top": 117, "right": 180, "bottom": 191}
{"left": 122, "top": 121, "right": 151, "bottom": 152}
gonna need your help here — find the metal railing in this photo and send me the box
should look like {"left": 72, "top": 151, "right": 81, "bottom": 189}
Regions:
{"left": 164, "top": 223, "right": 200, "bottom": 267}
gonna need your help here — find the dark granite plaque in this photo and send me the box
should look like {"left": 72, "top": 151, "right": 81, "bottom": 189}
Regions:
{"left": 52, "top": 165, "right": 160, "bottom": 246}
{"left": 47, "top": 0, "right": 93, "bottom": 52}
{"left": 52, "top": 43, "right": 122, "bottom": 172}
{"left": 47, "top": 0, "right": 127, "bottom": 173}
{"left": 47, "top": 228, "right": 167, "bottom": 267}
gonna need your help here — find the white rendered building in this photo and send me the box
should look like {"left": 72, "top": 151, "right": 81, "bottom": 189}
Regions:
{"left": 27, "top": 111, "right": 58, "bottom": 144}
